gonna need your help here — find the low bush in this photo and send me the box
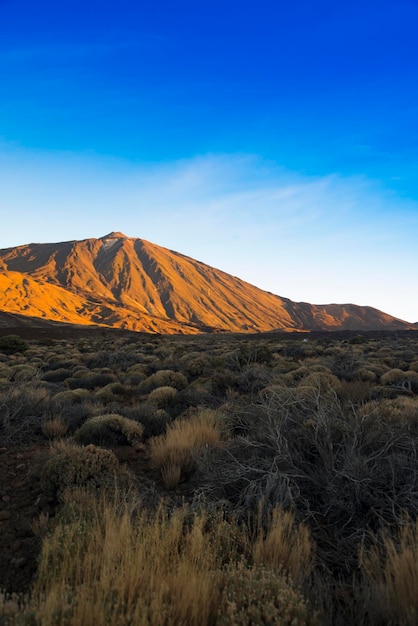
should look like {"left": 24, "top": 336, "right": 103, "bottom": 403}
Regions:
{"left": 218, "top": 562, "right": 314, "bottom": 626}
{"left": 94, "top": 382, "right": 130, "bottom": 401}
{"left": 53, "top": 388, "right": 92, "bottom": 403}
{"left": 74, "top": 413, "right": 144, "bottom": 447}
{"left": 0, "top": 334, "right": 29, "bottom": 354}
{"left": 66, "top": 371, "right": 116, "bottom": 390}
{"left": 0, "top": 380, "right": 51, "bottom": 445}
{"left": 147, "top": 385, "right": 178, "bottom": 407}
{"left": 138, "top": 369, "right": 188, "bottom": 393}
{"left": 41, "top": 442, "right": 122, "bottom": 501}
{"left": 4, "top": 493, "right": 315, "bottom": 626}
{"left": 123, "top": 403, "right": 170, "bottom": 438}
{"left": 42, "top": 367, "right": 74, "bottom": 383}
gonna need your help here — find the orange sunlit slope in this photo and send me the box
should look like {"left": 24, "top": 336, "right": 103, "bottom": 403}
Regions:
{"left": 0, "top": 233, "right": 414, "bottom": 333}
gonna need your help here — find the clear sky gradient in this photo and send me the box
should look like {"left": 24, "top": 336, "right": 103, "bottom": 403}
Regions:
{"left": 1, "top": 0, "right": 417, "bottom": 322}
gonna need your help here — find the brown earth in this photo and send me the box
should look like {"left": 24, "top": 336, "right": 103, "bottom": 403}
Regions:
{"left": 0, "top": 445, "right": 51, "bottom": 593}
{"left": 0, "top": 232, "right": 414, "bottom": 334}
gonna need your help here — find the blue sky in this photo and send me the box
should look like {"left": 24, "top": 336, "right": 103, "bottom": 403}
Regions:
{"left": 1, "top": 0, "right": 418, "bottom": 322}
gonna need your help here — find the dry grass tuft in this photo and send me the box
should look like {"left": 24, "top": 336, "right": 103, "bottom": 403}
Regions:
{"left": 252, "top": 506, "right": 315, "bottom": 584}
{"left": 41, "top": 416, "right": 68, "bottom": 439}
{"left": 360, "top": 518, "right": 418, "bottom": 625}
{"left": 149, "top": 410, "right": 225, "bottom": 488}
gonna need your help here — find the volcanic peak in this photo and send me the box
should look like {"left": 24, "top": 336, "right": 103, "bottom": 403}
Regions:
{"left": 0, "top": 233, "right": 415, "bottom": 334}
{"left": 101, "top": 232, "right": 129, "bottom": 240}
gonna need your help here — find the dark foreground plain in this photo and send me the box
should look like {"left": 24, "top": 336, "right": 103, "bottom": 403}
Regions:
{"left": 1, "top": 329, "right": 418, "bottom": 625}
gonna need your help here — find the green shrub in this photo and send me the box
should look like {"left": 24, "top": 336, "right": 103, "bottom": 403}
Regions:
{"left": 9, "top": 364, "right": 39, "bottom": 381}
{"left": 42, "top": 367, "right": 74, "bottom": 383}
{"left": 147, "top": 385, "right": 178, "bottom": 408}
{"left": 41, "top": 442, "right": 121, "bottom": 501}
{"left": 53, "top": 388, "right": 92, "bottom": 403}
{"left": 138, "top": 369, "right": 188, "bottom": 393}
{"left": 0, "top": 334, "right": 29, "bottom": 354}
{"left": 217, "top": 563, "right": 314, "bottom": 625}
{"left": 66, "top": 371, "right": 116, "bottom": 390}
{"left": 381, "top": 369, "right": 418, "bottom": 392}
{"left": 94, "top": 382, "right": 129, "bottom": 401}
{"left": 123, "top": 404, "right": 170, "bottom": 438}
{"left": 74, "top": 414, "right": 144, "bottom": 447}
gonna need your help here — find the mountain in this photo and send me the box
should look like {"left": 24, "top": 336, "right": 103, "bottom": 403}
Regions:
{"left": 0, "top": 232, "right": 414, "bottom": 334}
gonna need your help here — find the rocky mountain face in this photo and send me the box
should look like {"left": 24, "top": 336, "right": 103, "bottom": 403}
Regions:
{"left": 0, "top": 232, "right": 414, "bottom": 333}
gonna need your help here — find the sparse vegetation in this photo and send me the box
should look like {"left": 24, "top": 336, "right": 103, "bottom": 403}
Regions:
{"left": 1, "top": 329, "right": 418, "bottom": 624}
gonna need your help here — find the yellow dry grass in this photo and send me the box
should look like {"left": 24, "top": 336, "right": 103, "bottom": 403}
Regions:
{"left": 32, "top": 503, "right": 221, "bottom": 626}
{"left": 149, "top": 410, "right": 225, "bottom": 488}
{"left": 41, "top": 416, "right": 68, "bottom": 439}
{"left": 361, "top": 518, "right": 418, "bottom": 625}
{"left": 252, "top": 506, "right": 315, "bottom": 585}
{"left": 0, "top": 490, "right": 315, "bottom": 626}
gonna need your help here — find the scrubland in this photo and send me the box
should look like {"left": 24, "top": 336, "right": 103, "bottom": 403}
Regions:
{"left": 1, "top": 330, "right": 418, "bottom": 624}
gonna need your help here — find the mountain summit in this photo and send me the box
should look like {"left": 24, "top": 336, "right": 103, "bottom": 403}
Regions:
{"left": 101, "top": 232, "right": 129, "bottom": 239}
{"left": 0, "top": 234, "right": 414, "bottom": 333}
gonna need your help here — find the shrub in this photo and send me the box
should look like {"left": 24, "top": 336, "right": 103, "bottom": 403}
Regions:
{"left": 74, "top": 414, "right": 144, "bottom": 447}
{"left": 228, "top": 344, "right": 274, "bottom": 369}
{"left": 42, "top": 367, "right": 74, "bottom": 383}
{"left": 381, "top": 369, "right": 418, "bottom": 392}
{"left": 9, "top": 364, "right": 39, "bottom": 381}
{"left": 147, "top": 385, "right": 178, "bottom": 408}
{"left": 94, "top": 382, "right": 129, "bottom": 401}
{"left": 210, "top": 370, "right": 240, "bottom": 395}
{"left": 354, "top": 367, "right": 377, "bottom": 382}
{"left": 325, "top": 349, "right": 363, "bottom": 380}
{"left": 122, "top": 403, "right": 170, "bottom": 438}
{"left": 41, "top": 442, "right": 121, "bottom": 501}
{"left": 53, "top": 388, "right": 92, "bottom": 403}
{"left": 0, "top": 381, "right": 51, "bottom": 445}
{"left": 183, "top": 354, "right": 211, "bottom": 377}
{"left": 217, "top": 562, "right": 314, "bottom": 626}
{"left": 0, "top": 334, "right": 29, "bottom": 354}
{"left": 194, "top": 382, "right": 418, "bottom": 577}
{"left": 138, "top": 369, "right": 188, "bottom": 393}
{"left": 66, "top": 371, "right": 116, "bottom": 390}
{"left": 381, "top": 368, "right": 409, "bottom": 385}
{"left": 49, "top": 397, "right": 99, "bottom": 433}
{"left": 297, "top": 371, "right": 342, "bottom": 396}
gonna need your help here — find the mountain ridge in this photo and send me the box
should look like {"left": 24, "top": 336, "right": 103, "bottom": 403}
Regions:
{"left": 0, "top": 233, "right": 414, "bottom": 334}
